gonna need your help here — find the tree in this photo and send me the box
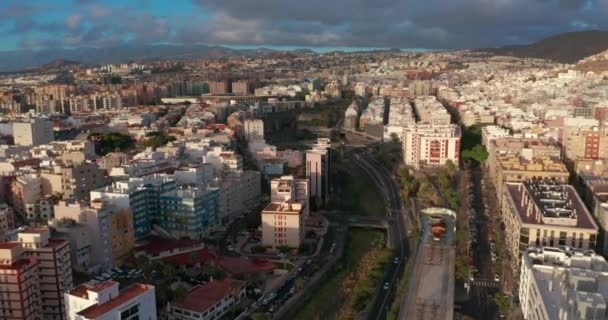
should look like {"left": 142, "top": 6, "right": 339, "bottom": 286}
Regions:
{"left": 390, "top": 132, "right": 400, "bottom": 143}
{"left": 188, "top": 252, "right": 200, "bottom": 266}
{"left": 494, "top": 293, "right": 511, "bottom": 314}
{"left": 462, "top": 145, "right": 489, "bottom": 162}
{"left": 135, "top": 255, "right": 152, "bottom": 276}
{"left": 172, "top": 285, "right": 189, "bottom": 302}
{"left": 445, "top": 160, "right": 457, "bottom": 177}
{"left": 294, "top": 277, "right": 306, "bottom": 290}
{"left": 161, "top": 263, "right": 177, "bottom": 280}
{"left": 455, "top": 255, "right": 471, "bottom": 282}
{"left": 250, "top": 312, "right": 272, "bottom": 320}
{"left": 251, "top": 245, "right": 266, "bottom": 254}
{"left": 278, "top": 245, "right": 291, "bottom": 254}
{"left": 437, "top": 173, "right": 452, "bottom": 191}
{"left": 144, "top": 133, "right": 176, "bottom": 149}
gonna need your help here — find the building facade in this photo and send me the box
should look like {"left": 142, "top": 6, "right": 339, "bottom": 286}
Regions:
{"left": 159, "top": 187, "right": 221, "bottom": 239}
{"left": 65, "top": 280, "right": 156, "bottom": 320}
{"left": 306, "top": 138, "right": 331, "bottom": 206}
{"left": 18, "top": 228, "right": 73, "bottom": 320}
{"left": 0, "top": 242, "right": 41, "bottom": 320}
{"left": 262, "top": 202, "right": 304, "bottom": 249}
{"left": 501, "top": 180, "right": 599, "bottom": 271}
{"left": 519, "top": 247, "right": 608, "bottom": 320}
{"left": 13, "top": 118, "right": 54, "bottom": 146}
{"left": 270, "top": 175, "right": 309, "bottom": 216}
{"left": 402, "top": 124, "right": 461, "bottom": 169}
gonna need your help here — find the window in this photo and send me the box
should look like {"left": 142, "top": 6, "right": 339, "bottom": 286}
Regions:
{"left": 120, "top": 304, "right": 139, "bottom": 320}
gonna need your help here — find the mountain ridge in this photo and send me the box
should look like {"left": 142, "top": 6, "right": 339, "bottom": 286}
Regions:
{"left": 480, "top": 30, "right": 608, "bottom": 64}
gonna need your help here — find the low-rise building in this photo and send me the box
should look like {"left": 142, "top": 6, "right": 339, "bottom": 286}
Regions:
{"left": 65, "top": 280, "right": 156, "bottom": 320}
{"left": 167, "top": 278, "right": 245, "bottom": 320}
{"left": 519, "top": 247, "right": 608, "bottom": 320}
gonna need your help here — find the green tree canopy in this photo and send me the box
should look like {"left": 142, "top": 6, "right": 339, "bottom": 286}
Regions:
{"left": 462, "top": 145, "right": 489, "bottom": 162}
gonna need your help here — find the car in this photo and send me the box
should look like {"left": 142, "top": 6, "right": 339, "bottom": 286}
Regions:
{"left": 227, "top": 245, "right": 235, "bottom": 251}
{"left": 393, "top": 257, "right": 399, "bottom": 264}
{"left": 289, "top": 287, "right": 296, "bottom": 294}
{"left": 494, "top": 274, "right": 500, "bottom": 282}
{"left": 383, "top": 282, "right": 390, "bottom": 290}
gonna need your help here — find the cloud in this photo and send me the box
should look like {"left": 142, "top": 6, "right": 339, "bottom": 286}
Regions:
{"left": 192, "top": 0, "right": 608, "bottom": 49}
{"left": 4, "top": 0, "right": 608, "bottom": 51}
{"left": 65, "top": 15, "right": 82, "bottom": 29}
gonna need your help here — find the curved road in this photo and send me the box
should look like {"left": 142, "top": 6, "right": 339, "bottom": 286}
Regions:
{"left": 350, "top": 148, "right": 409, "bottom": 320}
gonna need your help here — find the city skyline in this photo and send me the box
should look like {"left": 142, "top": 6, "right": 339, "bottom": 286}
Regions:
{"left": 0, "top": 0, "right": 607, "bottom": 52}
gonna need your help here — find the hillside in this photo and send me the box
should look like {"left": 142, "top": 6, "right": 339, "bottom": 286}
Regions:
{"left": 576, "top": 49, "right": 608, "bottom": 73}
{"left": 0, "top": 45, "right": 317, "bottom": 73}
{"left": 481, "top": 30, "right": 608, "bottom": 64}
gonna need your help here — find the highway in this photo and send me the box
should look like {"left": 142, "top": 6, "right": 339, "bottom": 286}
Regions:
{"left": 350, "top": 148, "right": 409, "bottom": 320}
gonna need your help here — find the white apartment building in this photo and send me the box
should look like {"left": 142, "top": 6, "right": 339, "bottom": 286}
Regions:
{"left": 402, "top": 124, "right": 461, "bottom": 169}
{"left": 244, "top": 119, "right": 265, "bottom": 142}
{"left": 481, "top": 125, "right": 511, "bottom": 147}
{"left": 54, "top": 202, "right": 114, "bottom": 272}
{"left": 271, "top": 175, "right": 309, "bottom": 216}
{"left": 519, "top": 247, "right": 608, "bottom": 320}
{"left": 262, "top": 202, "right": 305, "bottom": 249}
{"left": 13, "top": 118, "right": 54, "bottom": 146}
{"left": 65, "top": 280, "right": 156, "bottom": 320}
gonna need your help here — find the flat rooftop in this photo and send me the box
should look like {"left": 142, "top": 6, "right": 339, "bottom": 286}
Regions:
{"left": 505, "top": 181, "right": 597, "bottom": 230}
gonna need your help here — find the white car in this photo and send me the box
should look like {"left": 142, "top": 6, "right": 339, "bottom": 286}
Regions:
{"left": 393, "top": 257, "right": 399, "bottom": 264}
{"left": 494, "top": 274, "right": 500, "bottom": 282}
{"left": 383, "top": 282, "right": 390, "bottom": 290}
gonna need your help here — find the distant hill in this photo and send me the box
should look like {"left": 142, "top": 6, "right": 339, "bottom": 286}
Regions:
{"left": 576, "top": 49, "right": 608, "bottom": 73}
{"left": 0, "top": 44, "right": 321, "bottom": 72}
{"left": 35, "top": 59, "right": 80, "bottom": 70}
{"left": 481, "top": 30, "right": 608, "bottom": 64}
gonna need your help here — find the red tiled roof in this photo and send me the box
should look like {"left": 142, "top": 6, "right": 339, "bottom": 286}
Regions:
{"left": 77, "top": 284, "right": 154, "bottom": 318}
{"left": 68, "top": 284, "right": 90, "bottom": 299}
{"left": 216, "top": 256, "right": 277, "bottom": 275}
{"left": 162, "top": 248, "right": 214, "bottom": 266}
{"left": 172, "top": 278, "right": 243, "bottom": 314}
{"left": 0, "top": 242, "right": 21, "bottom": 249}
{"left": 90, "top": 280, "right": 120, "bottom": 292}
{"left": 20, "top": 227, "right": 49, "bottom": 234}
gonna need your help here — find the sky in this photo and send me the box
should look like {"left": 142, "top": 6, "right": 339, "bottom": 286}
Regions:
{"left": 0, "top": 0, "right": 607, "bottom": 52}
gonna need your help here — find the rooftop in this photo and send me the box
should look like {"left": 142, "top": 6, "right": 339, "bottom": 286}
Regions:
{"left": 524, "top": 247, "right": 608, "bottom": 320}
{"left": 76, "top": 283, "right": 154, "bottom": 318}
{"left": 498, "top": 155, "right": 568, "bottom": 173}
{"left": 171, "top": 278, "right": 244, "bottom": 314}
{"left": 505, "top": 180, "right": 597, "bottom": 229}
{"left": 262, "top": 201, "right": 303, "bottom": 215}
